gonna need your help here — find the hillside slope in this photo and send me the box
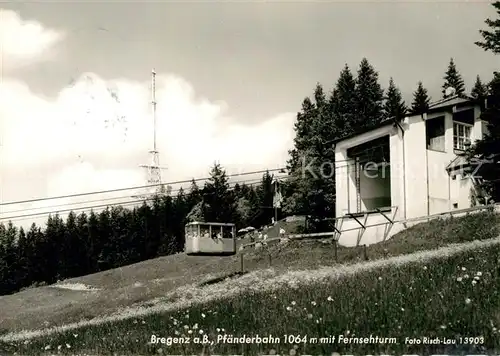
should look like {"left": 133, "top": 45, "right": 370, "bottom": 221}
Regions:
{"left": 0, "top": 211, "right": 498, "bottom": 335}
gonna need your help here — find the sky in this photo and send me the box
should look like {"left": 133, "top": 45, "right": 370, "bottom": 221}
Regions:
{"left": 0, "top": 1, "right": 499, "bottom": 229}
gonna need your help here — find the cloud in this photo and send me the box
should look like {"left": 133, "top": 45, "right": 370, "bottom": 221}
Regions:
{"left": 0, "top": 10, "right": 294, "bottom": 228}
{"left": 0, "top": 9, "right": 64, "bottom": 67}
{"left": 0, "top": 72, "right": 295, "bottom": 228}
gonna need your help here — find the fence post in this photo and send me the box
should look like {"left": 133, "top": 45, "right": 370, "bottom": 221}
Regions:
{"left": 363, "top": 244, "right": 368, "bottom": 261}
{"left": 334, "top": 240, "right": 338, "bottom": 262}
{"left": 240, "top": 253, "right": 244, "bottom": 273}
{"left": 269, "top": 253, "right": 272, "bottom": 266}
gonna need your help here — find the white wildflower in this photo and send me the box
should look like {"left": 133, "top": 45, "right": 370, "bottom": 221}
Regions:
{"left": 465, "top": 298, "right": 472, "bottom": 304}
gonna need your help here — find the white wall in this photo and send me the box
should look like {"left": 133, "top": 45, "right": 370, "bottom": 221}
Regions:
{"left": 404, "top": 104, "right": 483, "bottom": 218}
{"left": 335, "top": 149, "right": 350, "bottom": 216}
{"left": 403, "top": 114, "right": 428, "bottom": 218}
{"left": 427, "top": 149, "right": 453, "bottom": 214}
{"left": 334, "top": 101, "right": 485, "bottom": 247}
{"left": 390, "top": 128, "right": 405, "bottom": 221}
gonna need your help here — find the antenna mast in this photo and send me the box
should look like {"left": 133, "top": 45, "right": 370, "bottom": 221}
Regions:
{"left": 132, "top": 69, "right": 171, "bottom": 200}
{"left": 152, "top": 68, "right": 157, "bottom": 152}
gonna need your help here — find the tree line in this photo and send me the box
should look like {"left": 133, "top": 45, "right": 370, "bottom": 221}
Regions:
{"left": 1, "top": 1, "right": 499, "bottom": 296}
{"left": 0, "top": 166, "right": 276, "bottom": 295}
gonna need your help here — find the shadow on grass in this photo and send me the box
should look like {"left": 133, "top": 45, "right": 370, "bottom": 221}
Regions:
{"left": 198, "top": 271, "right": 249, "bottom": 287}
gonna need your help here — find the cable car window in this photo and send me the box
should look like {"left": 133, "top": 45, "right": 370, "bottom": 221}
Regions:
{"left": 186, "top": 224, "right": 198, "bottom": 238}
{"left": 211, "top": 226, "right": 218, "bottom": 239}
{"left": 222, "top": 225, "right": 233, "bottom": 239}
{"left": 200, "top": 225, "right": 210, "bottom": 238}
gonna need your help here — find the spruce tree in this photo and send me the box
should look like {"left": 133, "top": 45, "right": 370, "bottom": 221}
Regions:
{"left": 329, "top": 64, "right": 357, "bottom": 136}
{"left": 203, "top": 162, "right": 237, "bottom": 222}
{"left": 470, "top": 72, "right": 500, "bottom": 201}
{"left": 16, "top": 227, "right": 28, "bottom": 288}
{"left": 442, "top": 58, "right": 466, "bottom": 98}
{"left": 354, "top": 58, "right": 384, "bottom": 129}
{"left": 286, "top": 97, "right": 316, "bottom": 172}
{"left": 475, "top": 1, "right": 500, "bottom": 54}
{"left": 257, "top": 171, "right": 274, "bottom": 223}
{"left": 62, "top": 211, "right": 81, "bottom": 278}
{"left": 471, "top": 75, "right": 489, "bottom": 99}
{"left": 470, "top": 2, "right": 500, "bottom": 202}
{"left": 384, "top": 77, "right": 408, "bottom": 121}
{"left": 411, "top": 81, "right": 431, "bottom": 115}
{"left": 313, "top": 82, "right": 326, "bottom": 110}
{"left": 87, "top": 211, "right": 100, "bottom": 272}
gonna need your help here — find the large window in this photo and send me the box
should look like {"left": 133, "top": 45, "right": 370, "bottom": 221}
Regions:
{"left": 453, "top": 122, "right": 472, "bottom": 150}
{"left": 426, "top": 116, "right": 445, "bottom": 151}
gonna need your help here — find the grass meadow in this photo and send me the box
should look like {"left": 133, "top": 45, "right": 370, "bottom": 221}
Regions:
{"left": 1, "top": 210, "right": 500, "bottom": 355}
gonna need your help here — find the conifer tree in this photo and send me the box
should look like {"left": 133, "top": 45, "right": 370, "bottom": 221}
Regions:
{"left": 384, "top": 77, "right": 408, "bottom": 121}
{"left": 442, "top": 58, "right": 466, "bottom": 98}
{"left": 411, "top": 81, "right": 431, "bottom": 115}
{"left": 329, "top": 64, "right": 357, "bottom": 136}
{"left": 469, "top": 2, "right": 500, "bottom": 202}
{"left": 471, "top": 75, "right": 489, "bottom": 99}
{"left": 469, "top": 72, "right": 500, "bottom": 201}
{"left": 354, "top": 58, "right": 384, "bottom": 128}
{"left": 257, "top": 171, "right": 275, "bottom": 223}
{"left": 203, "top": 162, "right": 237, "bottom": 222}
{"left": 286, "top": 97, "right": 316, "bottom": 172}
{"left": 475, "top": 1, "right": 500, "bottom": 54}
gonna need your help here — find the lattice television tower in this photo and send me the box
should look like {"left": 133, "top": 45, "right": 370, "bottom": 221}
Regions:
{"left": 132, "top": 69, "right": 171, "bottom": 200}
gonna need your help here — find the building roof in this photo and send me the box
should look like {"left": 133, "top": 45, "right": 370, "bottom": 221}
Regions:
{"left": 427, "top": 94, "right": 477, "bottom": 113}
{"left": 428, "top": 94, "right": 474, "bottom": 109}
{"left": 331, "top": 117, "right": 395, "bottom": 145}
{"left": 332, "top": 95, "right": 482, "bottom": 146}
